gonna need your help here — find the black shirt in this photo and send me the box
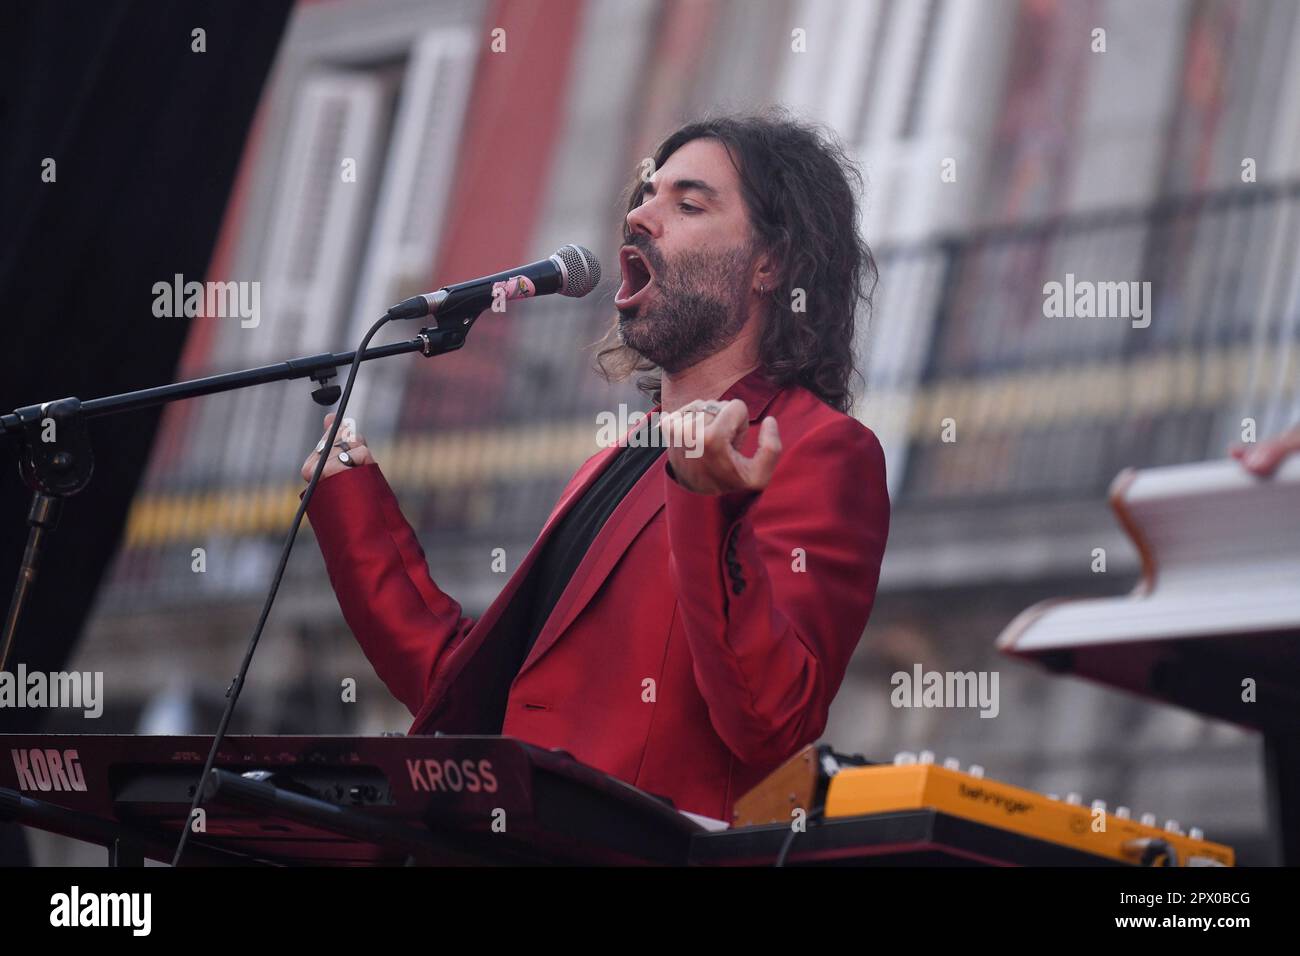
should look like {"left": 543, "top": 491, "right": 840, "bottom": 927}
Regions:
{"left": 514, "top": 421, "right": 666, "bottom": 664}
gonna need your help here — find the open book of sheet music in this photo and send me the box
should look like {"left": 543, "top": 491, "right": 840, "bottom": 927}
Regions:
{"left": 997, "top": 456, "right": 1300, "bottom": 732}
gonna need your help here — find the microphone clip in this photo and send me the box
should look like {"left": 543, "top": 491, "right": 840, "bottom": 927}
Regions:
{"left": 416, "top": 323, "right": 472, "bottom": 359}
{"left": 308, "top": 367, "right": 341, "bottom": 406}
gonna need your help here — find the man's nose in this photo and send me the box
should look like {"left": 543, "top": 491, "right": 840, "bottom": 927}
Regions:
{"left": 625, "top": 197, "right": 660, "bottom": 239}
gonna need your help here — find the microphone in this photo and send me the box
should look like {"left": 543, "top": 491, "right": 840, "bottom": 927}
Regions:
{"left": 386, "top": 244, "right": 602, "bottom": 320}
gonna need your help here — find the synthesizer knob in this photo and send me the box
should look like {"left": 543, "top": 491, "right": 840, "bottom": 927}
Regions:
{"left": 1047, "top": 793, "right": 1059, "bottom": 801}
{"left": 1091, "top": 799, "right": 1107, "bottom": 813}
{"left": 1115, "top": 806, "right": 1131, "bottom": 819}
{"left": 919, "top": 750, "right": 935, "bottom": 764}
{"left": 1189, "top": 827, "right": 1204, "bottom": 840}
{"left": 893, "top": 751, "right": 917, "bottom": 765}
{"left": 943, "top": 757, "right": 959, "bottom": 770}
{"left": 1140, "top": 812, "right": 1157, "bottom": 827}
{"left": 1065, "top": 792, "right": 1082, "bottom": 805}
{"left": 1164, "top": 819, "right": 1182, "bottom": 834}
{"left": 968, "top": 764, "right": 985, "bottom": 778}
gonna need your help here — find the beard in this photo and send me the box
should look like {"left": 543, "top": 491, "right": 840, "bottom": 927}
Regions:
{"left": 616, "top": 239, "right": 752, "bottom": 373}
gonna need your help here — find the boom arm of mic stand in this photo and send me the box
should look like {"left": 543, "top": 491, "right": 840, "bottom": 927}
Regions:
{"left": 0, "top": 323, "right": 462, "bottom": 672}
{"left": 0, "top": 327, "right": 462, "bottom": 439}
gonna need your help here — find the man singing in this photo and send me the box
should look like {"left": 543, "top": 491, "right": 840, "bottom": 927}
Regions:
{"left": 301, "top": 112, "right": 890, "bottom": 821}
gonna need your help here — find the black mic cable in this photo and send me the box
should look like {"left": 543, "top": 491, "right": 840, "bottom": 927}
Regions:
{"left": 171, "top": 311, "right": 391, "bottom": 866}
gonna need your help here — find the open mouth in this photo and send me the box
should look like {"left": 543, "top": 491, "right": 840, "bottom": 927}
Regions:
{"left": 615, "top": 245, "right": 657, "bottom": 311}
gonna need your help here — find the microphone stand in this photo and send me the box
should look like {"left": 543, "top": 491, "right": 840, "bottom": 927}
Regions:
{"left": 0, "top": 304, "right": 485, "bottom": 863}
{"left": 0, "top": 319, "right": 473, "bottom": 670}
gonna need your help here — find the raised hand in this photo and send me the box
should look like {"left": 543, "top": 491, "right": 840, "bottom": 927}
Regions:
{"left": 301, "top": 412, "right": 374, "bottom": 482}
{"left": 659, "top": 398, "right": 782, "bottom": 494}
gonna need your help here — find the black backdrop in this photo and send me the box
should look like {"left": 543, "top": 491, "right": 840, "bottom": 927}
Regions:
{"left": 0, "top": 0, "right": 292, "bottom": 862}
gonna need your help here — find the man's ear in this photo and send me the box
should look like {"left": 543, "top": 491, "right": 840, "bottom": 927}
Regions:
{"left": 751, "top": 245, "right": 783, "bottom": 294}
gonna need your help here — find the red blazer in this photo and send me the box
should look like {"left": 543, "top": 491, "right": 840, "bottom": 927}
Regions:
{"left": 306, "top": 369, "right": 890, "bottom": 820}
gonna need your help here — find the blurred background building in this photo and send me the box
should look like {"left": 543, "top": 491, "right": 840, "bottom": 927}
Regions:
{"left": 32, "top": 0, "right": 1300, "bottom": 863}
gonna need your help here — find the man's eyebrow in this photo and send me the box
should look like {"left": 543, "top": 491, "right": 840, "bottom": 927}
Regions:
{"left": 642, "top": 178, "right": 721, "bottom": 200}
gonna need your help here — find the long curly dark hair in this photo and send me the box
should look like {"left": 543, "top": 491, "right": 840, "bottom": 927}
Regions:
{"left": 594, "top": 109, "right": 877, "bottom": 413}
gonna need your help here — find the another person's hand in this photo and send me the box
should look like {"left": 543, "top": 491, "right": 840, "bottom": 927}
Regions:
{"left": 659, "top": 398, "right": 781, "bottom": 495}
{"left": 301, "top": 412, "right": 375, "bottom": 482}
{"left": 1231, "top": 423, "right": 1300, "bottom": 477}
